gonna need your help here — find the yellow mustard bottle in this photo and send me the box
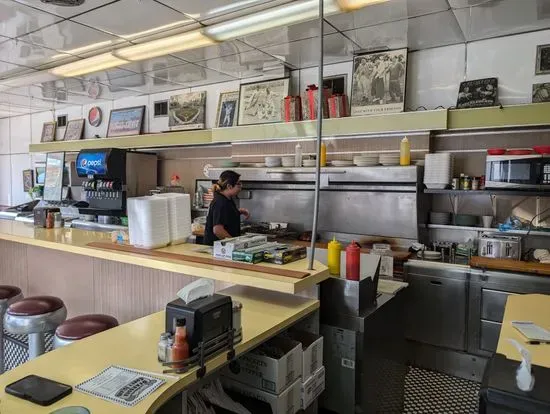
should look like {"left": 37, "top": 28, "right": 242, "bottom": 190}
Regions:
{"left": 400, "top": 136, "right": 410, "bottom": 166}
{"left": 320, "top": 142, "right": 327, "bottom": 167}
{"left": 327, "top": 237, "right": 341, "bottom": 276}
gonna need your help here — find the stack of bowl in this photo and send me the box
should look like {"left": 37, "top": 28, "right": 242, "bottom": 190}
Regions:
{"left": 424, "top": 153, "right": 454, "bottom": 189}
{"left": 281, "top": 156, "right": 295, "bottom": 167}
{"left": 265, "top": 156, "right": 282, "bottom": 167}
{"left": 430, "top": 211, "right": 451, "bottom": 225}
{"left": 353, "top": 155, "right": 378, "bottom": 166}
{"left": 379, "top": 153, "right": 400, "bottom": 166}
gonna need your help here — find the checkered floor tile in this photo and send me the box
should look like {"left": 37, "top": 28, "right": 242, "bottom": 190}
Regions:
{"left": 404, "top": 367, "right": 480, "bottom": 414}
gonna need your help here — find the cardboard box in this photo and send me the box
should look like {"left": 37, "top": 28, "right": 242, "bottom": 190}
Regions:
{"left": 213, "top": 235, "right": 268, "bottom": 260}
{"left": 264, "top": 245, "right": 307, "bottom": 265}
{"left": 222, "top": 377, "right": 301, "bottom": 414}
{"left": 287, "top": 330, "right": 323, "bottom": 381}
{"left": 223, "top": 336, "right": 302, "bottom": 394}
{"left": 301, "top": 366, "right": 325, "bottom": 409}
{"left": 232, "top": 242, "right": 279, "bottom": 263}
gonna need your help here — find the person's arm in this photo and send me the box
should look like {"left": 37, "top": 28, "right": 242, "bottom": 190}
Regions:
{"left": 213, "top": 224, "right": 232, "bottom": 240}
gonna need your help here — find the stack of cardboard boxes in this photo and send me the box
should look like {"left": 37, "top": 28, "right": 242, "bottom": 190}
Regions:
{"left": 222, "top": 331, "right": 324, "bottom": 414}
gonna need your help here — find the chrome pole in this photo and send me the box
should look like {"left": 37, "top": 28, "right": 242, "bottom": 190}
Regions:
{"left": 308, "top": 0, "right": 324, "bottom": 270}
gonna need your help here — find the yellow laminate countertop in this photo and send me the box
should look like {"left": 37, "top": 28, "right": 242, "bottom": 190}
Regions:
{"left": 0, "top": 285, "right": 319, "bottom": 414}
{"left": 0, "top": 220, "right": 329, "bottom": 294}
{"left": 497, "top": 293, "right": 550, "bottom": 368}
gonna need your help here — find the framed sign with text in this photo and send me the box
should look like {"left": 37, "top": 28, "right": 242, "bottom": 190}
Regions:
{"left": 107, "top": 106, "right": 145, "bottom": 137}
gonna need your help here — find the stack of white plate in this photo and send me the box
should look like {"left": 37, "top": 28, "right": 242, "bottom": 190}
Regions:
{"left": 379, "top": 153, "right": 400, "bottom": 166}
{"left": 128, "top": 196, "right": 170, "bottom": 249}
{"left": 430, "top": 211, "right": 452, "bottom": 225}
{"left": 281, "top": 156, "right": 295, "bottom": 167}
{"left": 155, "top": 193, "right": 192, "bottom": 245}
{"left": 353, "top": 155, "right": 378, "bottom": 167}
{"left": 331, "top": 160, "right": 354, "bottom": 167}
{"left": 265, "top": 156, "right": 282, "bottom": 167}
{"left": 303, "top": 159, "right": 316, "bottom": 167}
{"left": 424, "top": 153, "right": 454, "bottom": 189}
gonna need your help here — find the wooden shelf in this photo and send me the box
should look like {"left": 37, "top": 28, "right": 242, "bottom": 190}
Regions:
{"left": 28, "top": 130, "right": 213, "bottom": 153}
{"left": 424, "top": 189, "right": 550, "bottom": 197}
{"left": 448, "top": 102, "right": 550, "bottom": 130}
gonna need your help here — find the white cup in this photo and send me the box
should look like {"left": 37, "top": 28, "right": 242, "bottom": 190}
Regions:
{"left": 482, "top": 215, "right": 493, "bottom": 228}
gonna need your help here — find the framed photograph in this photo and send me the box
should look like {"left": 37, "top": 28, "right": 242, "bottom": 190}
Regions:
{"left": 63, "top": 119, "right": 85, "bottom": 141}
{"left": 238, "top": 78, "right": 290, "bottom": 126}
{"left": 35, "top": 165, "right": 45, "bottom": 185}
{"left": 533, "top": 83, "right": 550, "bottom": 103}
{"left": 22, "top": 169, "right": 33, "bottom": 192}
{"left": 323, "top": 75, "right": 347, "bottom": 95}
{"left": 350, "top": 48, "right": 407, "bottom": 116}
{"left": 536, "top": 44, "right": 550, "bottom": 75}
{"left": 107, "top": 106, "right": 145, "bottom": 137}
{"left": 216, "top": 91, "right": 239, "bottom": 128}
{"left": 456, "top": 78, "right": 498, "bottom": 109}
{"left": 169, "top": 92, "right": 206, "bottom": 130}
{"left": 41, "top": 122, "right": 56, "bottom": 142}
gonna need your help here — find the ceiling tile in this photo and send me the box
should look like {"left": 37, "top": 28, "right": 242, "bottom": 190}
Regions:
{"left": 18, "top": 20, "right": 120, "bottom": 56}
{"left": 12, "top": 0, "right": 115, "bottom": 18}
{"left": 0, "top": 38, "right": 75, "bottom": 69}
{"left": 194, "top": 49, "right": 287, "bottom": 79}
{"left": 327, "top": 0, "right": 450, "bottom": 32}
{"left": 172, "top": 40, "right": 252, "bottom": 63}
{"left": 261, "top": 32, "right": 359, "bottom": 69}
{"left": 0, "top": 92, "right": 56, "bottom": 110}
{"left": 116, "top": 55, "right": 187, "bottom": 75}
{"left": 143, "top": 62, "right": 236, "bottom": 86}
{"left": 0, "top": 0, "right": 63, "bottom": 38}
{"left": 72, "top": 0, "right": 193, "bottom": 40}
{"left": 241, "top": 20, "right": 336, "bottom": 49}
{"left": 0, "top": 59, "right": 35, "bottom": 80}
{"left": 343, "top": 10, "right": 464, "bottom": 52}
{"left": 451, "top": 0, "right": 550, "bottom": 41}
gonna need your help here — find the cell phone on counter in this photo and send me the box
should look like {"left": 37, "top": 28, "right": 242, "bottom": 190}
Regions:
{"left": 5, "top": 375, "right": 72, "bottom": 406}
{"left": 512, "top": 321, "right": 550, "bottom": 344}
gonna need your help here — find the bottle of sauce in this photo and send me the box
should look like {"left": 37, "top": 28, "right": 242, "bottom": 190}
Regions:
{"left": 346, "top": 241, "right": 360, "bottom": 281}
{"left": 320, "top": 142, "right": 327, "bottom": 167}
{"left": 171, "top": 320, "right": 190, "bottom": 368}
{"left": 400, "top": 136, "right": 410, "bottom": 166}
{"left": 295, "top": 143, "right": 303, "bottom": 167}
{"left": 327, "top": 237, "right": 341, "bottom": 276}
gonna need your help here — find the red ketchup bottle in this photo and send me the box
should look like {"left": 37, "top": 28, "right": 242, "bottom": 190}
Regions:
{"left": 346, "top": 241, "right": 361, "bottom": 281}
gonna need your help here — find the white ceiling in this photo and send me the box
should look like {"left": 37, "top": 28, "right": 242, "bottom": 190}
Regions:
{"left": 0, "top": 0, "right": 549, "bottom": 116}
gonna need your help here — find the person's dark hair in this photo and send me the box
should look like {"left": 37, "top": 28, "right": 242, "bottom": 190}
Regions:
{"left": 213, "top": 170, "right": 241, "bottom": 193}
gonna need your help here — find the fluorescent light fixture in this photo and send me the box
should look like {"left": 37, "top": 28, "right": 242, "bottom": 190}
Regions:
{"left": 115, "top": 31, "right": 216, "bottom": 61}
{"left": 52, "top": 40, "right": 114, "bottom": 59}
{"left": 119, "top": 20, "right": 192, "bottom": 39}
{"left": 336, "top": 0, "right": 389, "bottom": 12}
{"left": 203, "top": 0, "right": 340, "bottom": 41}
{"left": 50, "top": 53, "right": 128, "bottom": 77}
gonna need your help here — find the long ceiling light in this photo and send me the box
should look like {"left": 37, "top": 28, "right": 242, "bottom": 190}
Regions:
{"left": 50, "top": 52, "right": 129, "bottom": 77}
{"left": 336, "top": 0, "right": 389, "bottom": 12}
{"left": 115, "top": 31, "right": 216, "bottom": 61}
{"left": 203, "top": 0, "right": 341, "bottom": 41}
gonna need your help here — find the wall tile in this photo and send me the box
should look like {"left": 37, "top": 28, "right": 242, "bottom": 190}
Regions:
{"left": 0, "top": 154, "right": 11, "bottom": 206}
{"left": 10, "top": 153, "right": 31, "bottom": 205}
{"left": 0, "top": 118, "right": 10, "bottom": 154}
{"left": 9, "top": 114, "right": 30, "bottom": 154}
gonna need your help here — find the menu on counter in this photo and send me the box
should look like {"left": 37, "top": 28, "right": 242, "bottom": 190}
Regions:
{"left": 75, "top": 365, "right": 166, "bottom": 407}
{"left": 43, "top": 152, "right": 65, "bottom": 201}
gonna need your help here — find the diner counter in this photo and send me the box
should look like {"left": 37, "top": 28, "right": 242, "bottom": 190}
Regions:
{"left": 0, "top": 285, "right": 319, "bottom": 414}
{"left": 0, "top": 220, "right": 329, "bottom": 294}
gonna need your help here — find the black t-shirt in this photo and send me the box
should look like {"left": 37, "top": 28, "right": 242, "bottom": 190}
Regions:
{"left": 204, "top": 192, "right": 241, "bottom": 245}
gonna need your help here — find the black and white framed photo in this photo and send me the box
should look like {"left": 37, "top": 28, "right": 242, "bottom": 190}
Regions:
{"left": 323, "top": 75, "right": 347, "bottom": 95}
{"left": 350, "top": 48, "right": 407, "bottom": 116}
{"left": 238, "top": 78, "right": 290, "bottom": 126}
{"left": 456, "top": 78, "right": 498, "bottom": 109}
{"left": 536, "top": 44, "right": 550, "bottom": 75}
{"left": 533, "top": 83, "right": 550, "bottom": 103}
{"left": 216, "top": 91, "right": 239, "bottom": 128}
{"left": 169, "top": 91, "right": 206, "bottom": 130}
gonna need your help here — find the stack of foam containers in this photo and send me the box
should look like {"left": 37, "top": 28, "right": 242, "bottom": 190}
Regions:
{"left": 127, "top": 196, "right": 170, "bottom": 249}
{"left": 155, "top": 193, "right": 192, "bottom": 245}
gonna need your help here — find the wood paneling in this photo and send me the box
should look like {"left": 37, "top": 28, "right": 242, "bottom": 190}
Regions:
{"left": 0, "top": 240, "right": 28, "bottom": 294}
{"left": 26, "top": 246, "right": 94, "bottom": 318}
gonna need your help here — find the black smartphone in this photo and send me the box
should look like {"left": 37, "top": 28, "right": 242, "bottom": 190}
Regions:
{"left": 5, "top": 375, "right": 72, "bottom": 406}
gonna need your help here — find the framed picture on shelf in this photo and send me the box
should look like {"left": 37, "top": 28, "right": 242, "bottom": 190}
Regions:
{"left": 238, "top": 78, "right": 290, "bottom": 126}
{"left": 63, "top": 119, "right": 85, "bottom": 141}
{"left": 350, "top": 48, "right": 407, "bottom": 116}
{"left": 536, "top": 44, "right": 550, "bottom": 75}
{"left": 216, "top": 91, "right": 239, "bottom": 128}
{"left": 107, "top": 106, "right": 145, "bottom": 137}
{"left": 41, "top": 122, "right": 56, "bottom": 142}
{"left": 533, "top": 83, "right": 550, "bottom": 103}
{"left": 456, "top": 78, "right": 498, "bottom": 109}
{"left": 323, "top": 75, "right": 347, "bottom": 95}
{"left": 169, "top": 91, "right": 206, "bottom": 130}
{"left": 22, "top": 169, "right": 33, "bottom": 192}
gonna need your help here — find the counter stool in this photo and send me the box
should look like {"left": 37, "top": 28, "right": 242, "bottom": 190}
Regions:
{"left": 0, "top": 286, "right": 23, "bottom": 373}
{"left": 4, "top": 296, "right": 66, "bottom": 360}
{"left": 54, "top": 314, "right": 119, "bottom": 349}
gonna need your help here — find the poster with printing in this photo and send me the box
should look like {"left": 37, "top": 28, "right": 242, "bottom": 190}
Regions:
{"left": 107, "top": 106, "right": 145, "bottom": 137}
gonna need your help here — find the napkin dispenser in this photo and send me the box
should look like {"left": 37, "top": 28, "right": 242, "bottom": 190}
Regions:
{"left": 165, "top": 294, "right": 233, "bottom": 353}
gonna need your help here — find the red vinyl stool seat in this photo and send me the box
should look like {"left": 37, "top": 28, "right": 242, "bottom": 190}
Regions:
{"left": 54, "top": 314, "right": 118, "bottom": 348}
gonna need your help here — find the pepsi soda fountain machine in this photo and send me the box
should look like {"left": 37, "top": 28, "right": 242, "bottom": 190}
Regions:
{"left": 76, "top": 148, "right": 157, "bottom": 217}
